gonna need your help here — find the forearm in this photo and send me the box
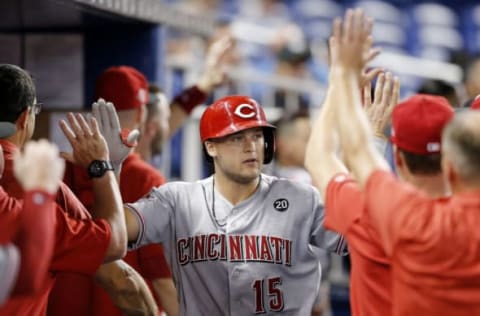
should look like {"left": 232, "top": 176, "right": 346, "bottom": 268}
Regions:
{"left": 169, "top": 85, "right": 208, "bottom": 136}
{"left": 305, "top": 85, "right": 347, "bottom": 197}
{"left": 334, "top": 69, "right": 389, "bottom": 186}
{"left": 12, "top": 190, "right": 56, "bottom": 295}
{"left": 92, "top": 172, "right": 127, "bottom": 261}
{"left": 152, "top": 278, "right": 179, "bottom": 316}
{"left": 95, "top": 260, "right": 158, "bottom": 316}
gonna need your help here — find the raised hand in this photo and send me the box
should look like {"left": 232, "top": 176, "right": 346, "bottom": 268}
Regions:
{"left": 364, "top": 72, "right": 400, "bottom": 138}
{"left": 197, "top": 35, "right": 235, "bottom": 93}
{"left": 13, "top": 139, "right": 65, "bottom": 194}
{"left": 92, "top": 99, "right": 139, "bottom": 170}
{"left": 329, "top": 9, "right": 374, "bottom": 77}
{"left": 59, "top": 112, "right": 109, "bottom": 168}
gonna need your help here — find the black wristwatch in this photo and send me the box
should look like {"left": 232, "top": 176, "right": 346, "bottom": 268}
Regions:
{"left": 87, "top": 160, "right": 114, "bottom": 178}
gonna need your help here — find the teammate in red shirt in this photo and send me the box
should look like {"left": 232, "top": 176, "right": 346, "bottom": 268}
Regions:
{"left": 305, "top": 16, "right": 397, "bottom": 314}
{"left": 0, "top": 126, "right": 63, "bottom": 305}
{"left": 63, "top": 65, "right": 176, "bottom": 316}
{"left": 0, "top": 64, "right": 128, "bottom": 315}
{"left": 316, "top": 9, "right": 480, "bottom": 316}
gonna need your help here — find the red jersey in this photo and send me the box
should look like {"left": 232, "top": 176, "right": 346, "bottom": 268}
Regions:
{"left": 366, "top": 170, "right": 480, "bottom": 316}
{"left": 0, "top": 140, "right": 111, "bottom": 316}
{"left": 325, "top": 174, "right": 391, "bottom": 316}
{"left": 59, "top": 152, "right": 171, "bottom": 316}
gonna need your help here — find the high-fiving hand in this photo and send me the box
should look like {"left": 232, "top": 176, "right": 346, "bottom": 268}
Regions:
{"left": 197, "top": 36, "right": 235, "bottom": 93}
{"left": 329, "top": 9, "right": 375, "bottom": 78}
{"left": 92, "top": 99, "right": 140, "bottom": 170}
{"left": 364, "top": 72, "right": 400, "bottom": 138}
{"left": 59, "top": 112, "right": 109, "bottom": 168}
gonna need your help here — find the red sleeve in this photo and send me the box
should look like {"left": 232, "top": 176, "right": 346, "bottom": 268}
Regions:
{"left": 57, "top": 182, "right": 92, "bottom": 220}
{"left": 324, "top": 173, "right": 365, "bottom": 235}
{"left": 138, "top": 244, "right": 171, "bottom": 279}
{"left": 62, "top": 161, "right": 95, "bottom": 215}
{"left": 0, "top": 187, "right": 22, "bottom": 243}
{"left": 120, "top": 157, "right": 165, "bottom": 203}
{"left": 364, "top": 170, "right": 427, "bottom": 255}
{"left": 11, "top": 190, "right": 56, "bottom": 295}
{"left": 50, "top": 209, "right": 111, "bottom": 275}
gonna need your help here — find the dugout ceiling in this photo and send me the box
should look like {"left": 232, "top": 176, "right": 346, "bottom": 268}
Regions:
{"left": 0, "top": 0, "right": 214, "bottom": 33}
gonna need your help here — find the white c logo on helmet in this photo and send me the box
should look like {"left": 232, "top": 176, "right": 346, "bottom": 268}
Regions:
{"left": 234, "top": 104, "right": 256, "bottom": 119}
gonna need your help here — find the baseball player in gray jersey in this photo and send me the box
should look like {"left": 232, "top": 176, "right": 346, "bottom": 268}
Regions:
{"left": 66, "top": 96, "right": 347, "bottom": 315}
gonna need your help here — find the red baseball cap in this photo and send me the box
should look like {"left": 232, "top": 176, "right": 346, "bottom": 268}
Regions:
{"left": 94, "top": 66, "right": 148, "bottom": 111}
{"left": 391, "top": 94, "right": 454, "bottom": 154}
{"left": 470, "top": 95, "right": 480, "bottom": 110}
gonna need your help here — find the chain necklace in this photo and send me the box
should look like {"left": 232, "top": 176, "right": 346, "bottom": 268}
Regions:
{"left": 209, "top": 175, "right": 262, "bottom": 228}
{"left": 211, "top": 177, "right": 227, "bottom": 227}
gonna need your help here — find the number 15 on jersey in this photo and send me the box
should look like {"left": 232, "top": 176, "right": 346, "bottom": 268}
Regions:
{"left": 252, "top": 277, "right": 284, "bottom": 313}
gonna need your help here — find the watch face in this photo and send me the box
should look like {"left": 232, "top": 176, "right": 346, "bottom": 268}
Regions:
{"left": 88, "top": 160, "right": 112, "bottom": 178}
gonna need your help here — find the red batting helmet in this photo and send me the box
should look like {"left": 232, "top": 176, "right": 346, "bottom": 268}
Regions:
{"left": 200, "top": 95, "right": 276, "bottom": 164}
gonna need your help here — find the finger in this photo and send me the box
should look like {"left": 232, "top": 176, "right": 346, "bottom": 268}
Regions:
{"left": 374, "top": 72, "right": 385, "bottom": 104}
{"left": 380, "top": 72, "right": 393, "bottom": 105}
{"left": 328, "top": 37, "right": 336, "bottom": 64}
{"left": 92, "top": 101, "right": 103, "bottom": 132}
{"left": 127, "top": 129, "right": 140, "bottom": 144}
{"left": 365, "top": 46, "right": 381, "bottom": 64}
{"left": 332, "top": 17, "right": 342, "bottom": 40}
{"left": 391, "top": 76, "right": 401, "bottom": 107}
{"left": 89, "top": 116, "right": 101, "bottom": 137}
{"left": 66, "top": 113, "right": 84, "bottom": 139}
{"left": 59, "top": 119, "right": 77, "bottom": 145}
{"left": 343, "top": 9, "right": 354, "bottom": 41}
{"left": 76, "top": 113, "right": 93, "bottom": 136}
{"left": 121, "top": 128, "right": 138, "bottom": 148}
{"left": 362, "top": 36, "right": 373, "bottom": 61}
{"left": 363, "top": 81, "right": 372, "bottom": 109}
{"left": 216, "top": 40, "right": 234, "bottom": 65}
{"left": 353, "top": 8, "right": 364, "bottom": 40}
{"left": 364, "top": 17, "right": 373, "bottom": 39}
{"left": 106, "top": 102, "right": 121, "bottom": 131}
{"left": 364, "top": 68, "right": 383, "bottom": 84}
{"left": 98, "top": 98, "right": 110, "bottom": 132}
{"left": 99, "top": 100, "right": 111, "bottom": 131}
{"left": 386, "top": 76, "right": 401, "bottom": 118}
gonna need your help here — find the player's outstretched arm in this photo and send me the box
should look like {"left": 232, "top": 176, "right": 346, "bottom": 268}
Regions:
{"left": 330, "top": 9, "right": 390, "bottom": 187}
{"left": 304, "top": 62, "right": 347, "bottom": 199}
{"left": 169, "top": 35, "right": 234, "bottom": 135}
{"left": 125, "top": 205, "right": 141, "bottom": 243}
{"left": 152, "top": 278, "right": 179, "bottom": 316}
{"left": 59, "top": 113, "right": 127, "bottom": 262}
{"left": 10, "top": 140, "right": 63, "bottom": 295}
{"left": 95, "top": 260, "right": 158, "bottom": 316}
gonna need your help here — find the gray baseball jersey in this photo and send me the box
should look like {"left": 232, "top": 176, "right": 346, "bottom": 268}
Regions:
{"left": 0, "top": 244, "right": 19, "bottom": 306}
{"left": 127, "top": 174, "right": 346, "bottom": 315}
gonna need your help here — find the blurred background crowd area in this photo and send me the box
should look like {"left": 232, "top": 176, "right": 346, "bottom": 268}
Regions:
{"left": 164, "top": 0, "right": 480, "bottom": 110}
{"left": 2, "top": 0, "right": 480, "bottom": 186}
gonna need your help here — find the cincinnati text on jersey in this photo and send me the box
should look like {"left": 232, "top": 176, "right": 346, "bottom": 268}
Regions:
{"left": 177, "top": 234, "right": 293, "bottom": 266}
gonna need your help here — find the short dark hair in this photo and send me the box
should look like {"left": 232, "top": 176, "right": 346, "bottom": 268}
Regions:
{"left": 274, "top": 109, "right": 310, "bottom": 136}
{"left": 0, "top": 64, "right": 36, "bottom": 123}
{"left": 417, "top": 79, "right": 455, "bottom": 99}
{"left": 399, "top": 149, "right": 442, "bottom": 175}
